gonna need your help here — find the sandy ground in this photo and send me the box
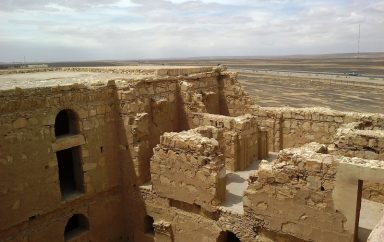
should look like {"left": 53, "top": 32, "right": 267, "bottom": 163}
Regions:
{"left": 238, "top": 72, "right": 384, "bottom": 114}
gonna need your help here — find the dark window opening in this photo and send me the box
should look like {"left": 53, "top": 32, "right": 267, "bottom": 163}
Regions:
{"left": 144, "top": 215, "right": 155, "bottom": 236}
{"left": 217, "top": 231, "right": 241, "bottom": 242}
{"left": 64, "top": 214, "right": 89, "bottom": 241}
{"left": 55, "top": 109, "right": 79, "bottom": 137}
{"left": 57, "top": 147, "right": 84, "bottom": 199}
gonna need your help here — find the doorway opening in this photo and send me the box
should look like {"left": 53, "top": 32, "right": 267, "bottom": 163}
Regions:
{"left": 56, "top": 147, "right": 84, "bottom": 199}
{"left": 64, "top": 214, "right": 89, "bottom": 241}
{"left": 55, "top": 109, "right": 79, "bottom": 137}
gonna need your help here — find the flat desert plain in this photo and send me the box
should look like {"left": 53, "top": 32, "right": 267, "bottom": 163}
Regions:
{"left": 3, "top": 53, "right": 383, "bottom": 113}
{"left": 142, "top": 53, "right": 384, "bottom": 113}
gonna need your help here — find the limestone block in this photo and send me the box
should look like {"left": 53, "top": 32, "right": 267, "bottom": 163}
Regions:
{"left": 151, "top": 127, "right": 225, "bottom": 211}
{"left": 13, "top": 118, "right": 28, "bottom": 129}
{"left": 52, "top": 134, "right": 85, "bottom": 152}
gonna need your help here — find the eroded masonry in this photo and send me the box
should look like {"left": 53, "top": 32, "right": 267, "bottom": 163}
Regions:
{"left": 1, "top": 66, "right": 384, "bottom": 242}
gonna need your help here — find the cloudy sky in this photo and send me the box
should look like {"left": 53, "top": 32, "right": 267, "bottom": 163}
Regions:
{"left": 0, "top": 0, "right": 383, "bottom": 62}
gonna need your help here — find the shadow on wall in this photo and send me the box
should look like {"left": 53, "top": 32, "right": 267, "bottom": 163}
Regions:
{"left": 217, "top": 231, "right": 241, "bottom": 242}
{"left": 113, "top": 85, "right": 155, "bottom": 242}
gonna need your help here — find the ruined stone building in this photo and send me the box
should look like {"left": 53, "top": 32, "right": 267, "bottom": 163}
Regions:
{"left": 0, "top": 66, "right": 383, "bottom": 242}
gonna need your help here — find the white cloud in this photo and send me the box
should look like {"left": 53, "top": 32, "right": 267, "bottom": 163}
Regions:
{"left": 0, "top": 0, "right": 383, "bottom": 62}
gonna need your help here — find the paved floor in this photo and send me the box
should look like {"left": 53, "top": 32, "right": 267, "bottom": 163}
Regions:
{"left": 220, "top": 153, "right": 277, "bottom": 214}
{"left": 359, "top": 199, "right": 384, "bottom": 241}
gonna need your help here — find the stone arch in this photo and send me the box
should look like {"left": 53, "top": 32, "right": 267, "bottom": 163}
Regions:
{"left": 55, "top": 109, "right": 79, "bottom": 136}
{"left": 64, "top": 213, "right": 89, "bottom": 241}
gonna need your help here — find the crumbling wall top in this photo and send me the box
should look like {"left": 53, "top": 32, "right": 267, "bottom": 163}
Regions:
{"left": 160, "top": 128, "right": 220, "bottom": 156}
{"left": 0, "top": 66, "right": 219, "bottom": 91}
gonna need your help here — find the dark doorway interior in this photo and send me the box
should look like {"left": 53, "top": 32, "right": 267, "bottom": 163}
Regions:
{"left": 144, "top": 215, "right": 155, "bottom": 236}
{"left": 55, "top": 109, "right": 79, "bottom": 136}
{"left": 56, "top": 147, "right": 84, "bottom": 199}
{"left": 217, "top": 231, "right": 241, "bottom": 242}
{"left": 64, "top": 214, "right": 89, "bottom": 241}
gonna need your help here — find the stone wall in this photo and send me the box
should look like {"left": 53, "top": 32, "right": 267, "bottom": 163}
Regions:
{"left": 2, "top": 66, "right": 384, "bottom": 242}
{"left": 117, "top": 69, "right": 250, "bottom": 184}
{"left": 1, "top": 67, "right": 249, "bottom": 242}
{"left": 219, "top": 72, "right": 255, "bottom": 117}
{"left": 252, "top": 106, "right": 384, "bottom": 152}
{"left": 140, "top": 183, "right": 305, "bottom": 242}
{"left": 243, "top": 143, "right": 352, "bottom": 242}
{"left": 190, "top": 113, "right": 266, "bottom": 171}
{"left": 332, "top": 121, "right": 384, "bottom": 161}
{"left": 0, "top": 84, "right": 126, "bottom": 241}
{"left": 116, "top": 78, "right": 181, "bottom": 185}
{"left": 330, "top": 121, "right": 384, "bottom": 203}
{"left": 150, "top": 127, "right": 226, "bottom": 212}
{"left": 179, "top": 70, "right": 255, "bottom": 128}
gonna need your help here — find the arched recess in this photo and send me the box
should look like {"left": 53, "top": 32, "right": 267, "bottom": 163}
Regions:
{"left": 54, "top": 108, "right": 84, "bottom": 199}
{"left": 64, "top": 214, "right": 89, "bottom": 241}
{"left": 217, "top": 231, "right": 241, "bottom": 242}
{"left": 55, "top": 109, "right": 79, "bottom": 137}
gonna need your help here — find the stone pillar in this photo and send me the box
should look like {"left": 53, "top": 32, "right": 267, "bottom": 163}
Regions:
{"left": 154, "top": 221, "right": 173, "bottom": 242}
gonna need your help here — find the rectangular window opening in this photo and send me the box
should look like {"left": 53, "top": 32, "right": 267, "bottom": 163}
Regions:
{"left": 56, "top": 147, "right": 84, "bottom": 200}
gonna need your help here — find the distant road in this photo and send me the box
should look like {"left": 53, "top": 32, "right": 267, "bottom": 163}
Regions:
{"left": 232, "top": 68, "right": 384, "bottom": 86}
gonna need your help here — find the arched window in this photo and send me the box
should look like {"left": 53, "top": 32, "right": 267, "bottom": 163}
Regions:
{"left": 217, "top": 231, "right": 241, "bottom": 242}
{"left": 55, "top": 109, "right": 79, "bottom": 137}
{"left": 64, "top": 214, "right": 89, "bottom": 241}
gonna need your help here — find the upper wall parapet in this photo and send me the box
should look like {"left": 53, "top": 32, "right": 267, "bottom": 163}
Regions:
{"left": 0, "top": 66, "right": 227, "bottom": 91}
{"left": 251, "top": 106, "right": 384, "bottom": 152}
{"left": 331, "top": 121, "right": 384, "bottom": 160}
{"left": 244, "top": 142, "right": 351, "bottom": 241}
{"left": 0, "top": 66, "right": 221, "bottom": 77}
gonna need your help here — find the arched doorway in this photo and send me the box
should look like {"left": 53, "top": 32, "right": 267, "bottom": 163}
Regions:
{"left": 55, "top": 109, "right": 79, "bottom": 137}
{"left": 64, "top": 214, "right": 89, "bottom": 241}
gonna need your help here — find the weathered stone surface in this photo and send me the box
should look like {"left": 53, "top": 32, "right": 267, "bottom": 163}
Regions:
{"left": 2, "top": 66, "right": 384, "bottom": 242}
